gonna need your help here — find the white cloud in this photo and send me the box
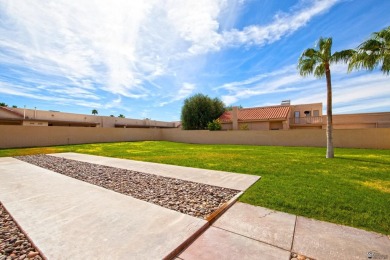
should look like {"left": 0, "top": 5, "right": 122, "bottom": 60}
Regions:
{"left": 0, "top": 0, "right": 340, "bottom": 106}
{"left": 222, "top": 0, "right": 340, "bottom": 47}
{"left": 158, "top": 82, "right": 196, "bottom": 106}
{"left": 219, "top": 65, "right": 316, "bottom": 105}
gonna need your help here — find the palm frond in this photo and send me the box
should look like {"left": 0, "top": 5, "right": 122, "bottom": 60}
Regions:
{"left": 358, "top": 39, "right": 383, "bottom": 53}
{"left": 381, "top": 54, "right": 390, "bottom": 75}
{"left": 297, "top": 58, "right": 317, "bottom": 76}
{"left": 318, "top": 37, "right": 332, "bottom": 59}
{"left": 348, "top": 52, "right": 380, "bottom": 72}
{"left": 314, "top": 63, "right": 326, "bottom": 78}
{"left": 349, "top": 25, "right": 390, "bottom": 74}
{"left": 331, "top": 49, "right": 356, "bottom": 63}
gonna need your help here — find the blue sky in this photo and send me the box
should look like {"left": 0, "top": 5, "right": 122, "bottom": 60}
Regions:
{"left": 0, "top": 0, "right": 389, "bottom": 121}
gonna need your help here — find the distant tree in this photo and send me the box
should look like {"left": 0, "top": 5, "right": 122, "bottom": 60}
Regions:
{"left": 12, "top": 105, "right": 17, "bottom": 108}
{"left": 110, "top": 115, "right": 114, "bottom": 117}
{"left": 0, "top": 102, "right": 8, "bottom": 107}
{"left": 298, "top": 37, "right": 353, "bottom": 159}
{"left": 347, "top": 25, "right": 390, "bottom": 74}
{"left": 181, "top": 93, "right": 225, "bottom": 130}
{"left": 118, "top": 114, "right": 125, "bottom": 118}
{"left": 225, "top": 105, "right": 243, "bottom": 111}
{"left": 92, "top": 109, "right": 98, "bottom": 115}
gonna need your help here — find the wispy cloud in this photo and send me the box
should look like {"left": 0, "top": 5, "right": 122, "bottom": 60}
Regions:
{"left": 0, "top": 0, "right": 340, "bottom": 104}
{"left": 222, "top": 0, "right": 340, "bottom": 47}
{"left": 158, "top": 82, "right": 196, "bottom": 107}
{"left": 220, "top": 61, "right": 390, "bottom": 113}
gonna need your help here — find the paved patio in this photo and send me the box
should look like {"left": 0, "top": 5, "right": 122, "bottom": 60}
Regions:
{"left": 178, "top": 202, "right": 390, "bottom": 260}
{"left": 1, "top": 153, "right": 389, "bottom": 260}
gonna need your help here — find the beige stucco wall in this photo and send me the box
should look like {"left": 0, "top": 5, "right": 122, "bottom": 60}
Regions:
{"left": 22, "top": 121, "right": 48, "bottom": 126}
{"left": 290, "top": 103, "right": 323, "bottom": 118}
{"left": 331, "top": 112, "right": 390, "bottom": 129}
{"left": 0, "top": 109, "right": 21, "bottom": 119}
{"left": 161, "top": 128, "right": 390, "bottom": 149}
{"left": 1, "top": 126, "right": 389, "bottom": 149}
{"left": 222, "top": 121, "right": 282, "bottom": 130}
{"left": 0, "top": 126, "right": 161, "bottom": 148}
{"left": 240, "top": 121, "right": 270, "bottom": 130}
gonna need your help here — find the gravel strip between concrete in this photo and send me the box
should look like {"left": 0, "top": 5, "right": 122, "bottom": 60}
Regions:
{"left": 0, "top": 203, "right": 43, "bottom": 260}
{"left": 15, "top": 155, "right": 239, "bottom": 219}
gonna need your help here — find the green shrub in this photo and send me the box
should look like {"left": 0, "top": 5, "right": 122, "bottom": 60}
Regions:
{"left": 207, "top": 119, "right": 222, "bottom": 131}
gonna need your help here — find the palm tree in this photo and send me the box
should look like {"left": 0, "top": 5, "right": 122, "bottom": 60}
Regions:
{"left": 298, "top": 37, "right": 353, "bottom": 158}
{"left": 348, "top": 25, "right": 390, "bottom": 74}
{"left": 92, "top": 109, "right": 98, "bottom": 115}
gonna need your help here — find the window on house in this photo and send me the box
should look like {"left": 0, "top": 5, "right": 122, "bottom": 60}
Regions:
{"left": 294, "top": 111, "right": 300, "bottom": 124}
{"left": 304, "top": 111, "right": 311, "bottom": 116}
{"left": 313, "top": 110, "right": 319, "bottom": 116}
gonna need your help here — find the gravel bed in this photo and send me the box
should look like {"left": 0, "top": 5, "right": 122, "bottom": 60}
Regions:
{"left": 0, "top": 204, "right": 43, "bottom": 260}
{"left": 15, "top": 155, "right": 239, "bottom": 219}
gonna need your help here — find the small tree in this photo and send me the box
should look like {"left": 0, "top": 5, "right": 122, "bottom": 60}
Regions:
{"left": 12, "top": 105, "right": 17, "bottom": 108}
{"left": 181, "top": 93, "right": 225, "bottom": 130}
{"left": 118, "top": 114, "right": 125, "bottom": 118}
{"left": 0, "top": 102, "right": 8, "bottom": 107}
{"left": 92, "top": 109, "right": 98, "bottom": 115}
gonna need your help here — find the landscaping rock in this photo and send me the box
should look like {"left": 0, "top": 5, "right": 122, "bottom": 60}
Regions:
{"left": 0, "top": 204, "right": 43, "bottom": 260}
{"left": 16, "top": 154, "right": 240, "bottom": 219}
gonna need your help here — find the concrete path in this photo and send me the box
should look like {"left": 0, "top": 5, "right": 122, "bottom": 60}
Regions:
{"left": 0, "top": 155, "right": 259, "bottom": 259}
{"left": 178, "top": 202, "right": 390, "bottom": 260}
{"left": 51, "top": 153, "right": 260, "bottom": 191}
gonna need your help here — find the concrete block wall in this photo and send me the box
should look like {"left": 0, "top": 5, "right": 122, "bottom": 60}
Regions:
{"left": 0, "top": 126, "right": 389, "bottom": 149}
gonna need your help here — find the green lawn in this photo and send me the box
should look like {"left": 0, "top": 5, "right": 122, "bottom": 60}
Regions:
{"left": 1, "top": 141, "right": 389, "bottom": 234}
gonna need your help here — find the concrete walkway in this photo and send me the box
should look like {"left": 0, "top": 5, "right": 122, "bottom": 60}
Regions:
{"left": 178, "top": 202, "right": 390, "bottom": 260}
{"left": 0, "top": 154, "right": 259, "bottom": 259}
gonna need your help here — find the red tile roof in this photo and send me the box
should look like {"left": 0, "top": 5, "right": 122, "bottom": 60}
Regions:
{"left": 219, "top": 106, "right": 290, "bottom": 123}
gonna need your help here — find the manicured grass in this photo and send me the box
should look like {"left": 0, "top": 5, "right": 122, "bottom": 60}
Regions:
{"left": 1, "top": 141, "right": 389, "bottom": 234}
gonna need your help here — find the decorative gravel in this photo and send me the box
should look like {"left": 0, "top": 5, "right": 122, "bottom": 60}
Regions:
{"left": 0, "top": 204, "right": 43, "bottom": 260}
{"left": 15, "top": 155, "right": 239, "bottom": 219}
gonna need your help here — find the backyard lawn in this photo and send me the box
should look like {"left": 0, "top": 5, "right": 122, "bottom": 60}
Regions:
{"left": 1, "top": 141, "right": 389, "bottom": 234}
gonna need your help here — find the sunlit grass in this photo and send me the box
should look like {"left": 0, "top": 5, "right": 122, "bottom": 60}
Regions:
{"left": 1, "top": 141, "right": 389, "bottom": 234}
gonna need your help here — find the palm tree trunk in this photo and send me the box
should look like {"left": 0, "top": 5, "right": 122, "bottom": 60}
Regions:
{"left": 325, "top": 64, "right": 334, "bottom": 158}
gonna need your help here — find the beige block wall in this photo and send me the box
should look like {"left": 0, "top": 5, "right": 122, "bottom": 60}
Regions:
{"left": 161, "top": 129, "right": 326, "bottom": 147}
{"left": 161, "top": 128, "right": 390, "bottom": 149}
{"left": 1, "top": 126, "right": 389, "bottom": 149}
{"left": 0, "top": 126, "right": 161, "bottom": 148}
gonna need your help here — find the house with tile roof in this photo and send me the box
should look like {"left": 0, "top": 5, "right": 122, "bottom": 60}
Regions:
{"left": 219, "top": 102, "right": 323, "bottom": 130}
{"left": 219, "top": 101, "right": 390, "bottom": 130}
